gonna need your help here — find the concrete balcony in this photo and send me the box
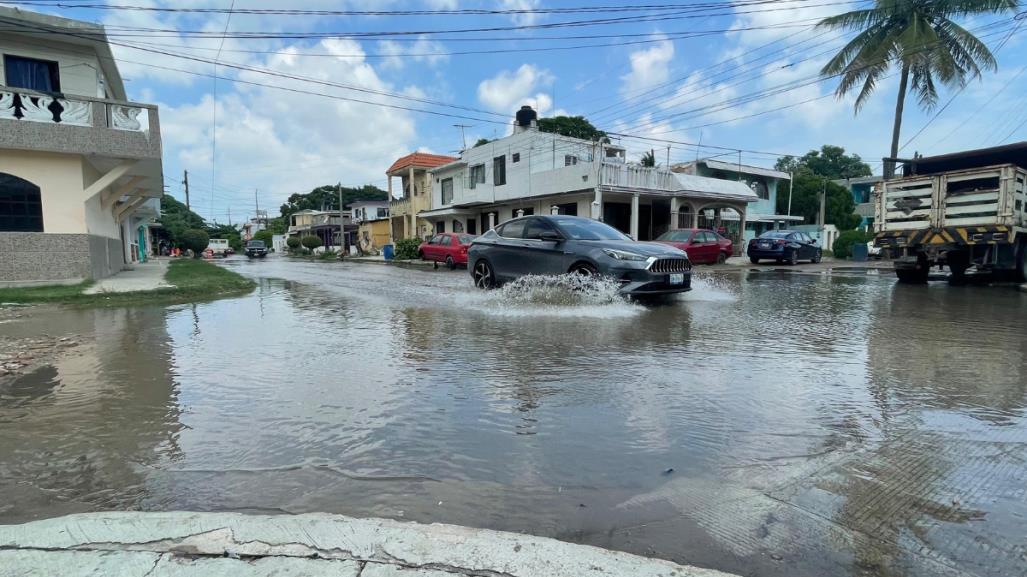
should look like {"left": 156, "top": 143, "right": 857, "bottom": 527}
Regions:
{"left": 389, "top": 198, "right": 411, "bottom": 216}
{"left": 601, "top": 164, "right": 677, "bottom": 192}
{"left": 0, "top": 87, "right": 161, "bottom": 161}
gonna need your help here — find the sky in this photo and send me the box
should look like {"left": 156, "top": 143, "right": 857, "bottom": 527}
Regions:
{"left": 9, "top": 0, "right": 1027, "bottom": 223}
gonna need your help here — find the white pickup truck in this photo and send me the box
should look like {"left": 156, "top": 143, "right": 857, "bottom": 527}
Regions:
{"left": 206, "top": 238, "right": 230, "bottom": 257}
{"left": 875, "top": 146, "right": 1027, "bottom": 284}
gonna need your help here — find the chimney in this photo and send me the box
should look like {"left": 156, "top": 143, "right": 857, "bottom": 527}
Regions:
{"left": 513, "top": 105, "right": 538, "bottom": 134}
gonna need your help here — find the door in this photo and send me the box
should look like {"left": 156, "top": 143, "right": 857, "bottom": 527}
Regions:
{"left": 424, "top": 234, "right": 442, "bottom": 260}
{"left": 698, "top": 231, "right": 719, "bottom": 263}
{"left": 490, "top": 219, "right": 527, "bottom": 280}
{"left": 437, "top": 234, "right": 453, "bottom": 261}
{"left": 521, "top": 217, "right": 568, "bottom": 274}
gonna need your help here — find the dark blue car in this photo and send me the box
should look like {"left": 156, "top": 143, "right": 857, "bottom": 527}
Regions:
{"left": 747, "top": 230, "right": 822, "bottom": 265}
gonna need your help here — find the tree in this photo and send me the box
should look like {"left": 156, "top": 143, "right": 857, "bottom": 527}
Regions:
{"left": 301, "top": 235, "right": 323, "bottom": 253}
{"left": 159, "top": 195, "right": 206, "bottom": 247}
{"left": 180, "top": 229, "right": 209, "bottom": 257}
{"left": 473, "top": 138, "right": 492, "bottom": 147}
{"left": 640, "top": 150, "right": 656, "bottom": 167}
{"left": 252, "top": 229, "right": 274, "bottom": 246}
{"left": 818, "top": 0, "right": 1016, "bottom": 177}
{"left": 537, "top": 115, "right": 608, "bottom": 141}
{"left": 776, "top": 172, "right": 861, "bottom": 230}
{"left": 774, "top": 145, "right": 872, "bottom": 180}
{"left": 206, "top": 223, "right": 243, "bottom": 251}
{"left": 286, "top": 236, "right": 301, "bottom": 252}
{"left": 279, "top": 184, "right": 387, "bottom": 222}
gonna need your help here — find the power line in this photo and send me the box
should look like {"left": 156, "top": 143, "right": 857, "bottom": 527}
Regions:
{"left": 210, "top": 0, "right": 236, "bottom": 232}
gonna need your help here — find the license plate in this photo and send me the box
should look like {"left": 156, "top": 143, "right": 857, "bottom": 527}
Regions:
{"left": 759, "top": 241, "right": 770, "bottom": 248}
{"left": 669, "top": 273, "right": 684, "bottom": 285}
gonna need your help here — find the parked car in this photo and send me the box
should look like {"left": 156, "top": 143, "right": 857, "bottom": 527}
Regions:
{"left": 654, "top": 228, "right": 733, "bottom": 264}
{"left": 245, "top": 240, "right": 268, "bottom": 258}
{"left": 747, "top": 230, "right": 822, "bottom": 265}
{"left": 468, "top": 215, "right": 692, "bottom": 296}
{"left": 418, "top": 232, "right": 477, "bottom": 269}
{"left": 207, "top": 238, "right": 230, "bottom": 257}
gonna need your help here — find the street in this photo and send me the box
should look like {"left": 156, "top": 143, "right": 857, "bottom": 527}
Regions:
{"left": 1, "top": 258, "right": 1026, "bottom": 577}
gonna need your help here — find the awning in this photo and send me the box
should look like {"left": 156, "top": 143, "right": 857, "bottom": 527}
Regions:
{"left": 418, "top": 206, "right": 479, "bottom": 220}
{"left": 672, "top": 173, "right": 760, "bottom": 203}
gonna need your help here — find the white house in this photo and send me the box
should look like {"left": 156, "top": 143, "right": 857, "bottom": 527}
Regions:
{"left": 349, "top": 200, "right": 389, "bottom": 224}
{"left": 0, "top": 7, "right": 164, "bottom": 286}
{"left": 421, "top": 106, "right": 759, "bottom": 246}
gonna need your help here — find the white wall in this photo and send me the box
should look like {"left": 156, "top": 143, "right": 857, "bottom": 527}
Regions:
{"left": 0, "top": 35, "right": 104, "bottom": 97}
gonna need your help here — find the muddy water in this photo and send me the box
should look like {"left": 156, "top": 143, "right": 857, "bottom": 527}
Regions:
{"left": 2, "top": 258, "right": 1026, "bottom": 577}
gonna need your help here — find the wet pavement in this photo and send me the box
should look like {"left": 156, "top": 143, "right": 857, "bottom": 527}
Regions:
{"left": 1, "top": 256, "right": 1025, "bottom": 577}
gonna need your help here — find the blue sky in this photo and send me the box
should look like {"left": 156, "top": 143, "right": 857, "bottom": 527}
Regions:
{"left": 14, "top": 0, "right": 1026, "bottom": 223}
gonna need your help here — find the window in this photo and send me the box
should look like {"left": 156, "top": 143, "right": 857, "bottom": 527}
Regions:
{"left": 440, "top": 235, "right": 452, "bottom": 246}
{"left": 496, "top": 219, "right": 526, "bottom": 239}
{"left": 701, "top": 232, "right": 717, "bottom": 243}
{"left": 441, "top": 178, "right": 454, "bottom": 205}
{"left": 512, "top": 153, "right": 520, "bottom": 163}
{"left": 551, "top": 217, "right": 630, "bottom": 241}
{"left": 452, "top": 219, "right": 464, "bottom": 233}
{"left": 750, "top": 179, "right": 769, "bottom": 200}
{"left": 466, "top": 218, "right": 477, "bottom": 235}
{"left": 493, "top": 155, "right": 506, "bottom": 186}
{"left": 429, "top": 234, "right": 442, "bottom": 244}
{"left": 0, "top": 173, "right": 44, "bottom": 232}
{"left": 468, "top": 165, "right": 485, "bottom": 189}
{"left": 554, "top": 202, "right": 578, "bottom": 216}
{"left": 511, "top": 207, "right": 534, "bottom": 218}
{"left": 458, "top": 234, "right": 475, "bottom": 245}
{"left": 377, "top": 207, "right": 388, "bottom": 218}
{"left": 564, "top": 155, "right": 578, "bottom": 166}
{"left": 3, "top": 55, "right": 60, "bottom": 93}
{"left": 523, "top": 218, "right": 558, "bottom": 240}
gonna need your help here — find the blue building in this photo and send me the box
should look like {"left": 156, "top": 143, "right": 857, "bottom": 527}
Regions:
{"left": 833, "top": 176, "right": 879, "bottom": 231}
{"left": 672, "top": 159, "right": 803, "bottom": 242}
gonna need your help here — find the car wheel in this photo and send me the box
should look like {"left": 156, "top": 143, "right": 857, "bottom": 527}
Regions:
{"left": 812, "top": 250, "right": 822, "bottom": 264}
{"left": 472, "top": 260, "right": 496, "bottom": 290}
{"left": 786, "top": 249, "right": 798, "bottom": 266}
{"left": 749, "top": 256, "right": 759, "bottom": 264}
{"left": 417, "top": 250, "right": 425, "bottom": 260}
{"left": 570, "top": 262, "right": 599, "bottom": 276}
{"left": 446, "top": 256, "right": 456, "bottom": 270}
{"left": 716, "top": 252, "right": 727, "bottom": 265}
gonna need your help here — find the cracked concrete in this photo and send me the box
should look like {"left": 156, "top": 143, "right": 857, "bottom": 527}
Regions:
{"left": 0, "top": 512, "right": 736, "bottom": 577}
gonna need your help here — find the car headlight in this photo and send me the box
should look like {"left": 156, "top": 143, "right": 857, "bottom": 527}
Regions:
{"left": 602, "top": 248, "right": 648, "bottom": 261}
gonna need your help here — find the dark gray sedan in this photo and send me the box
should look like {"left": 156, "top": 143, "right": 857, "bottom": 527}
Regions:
{"left": 468, "top": 215, "right": 692, "bottom": 296}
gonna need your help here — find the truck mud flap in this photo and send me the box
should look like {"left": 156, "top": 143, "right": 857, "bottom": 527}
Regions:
{"left": 877, "top": 226, "right": 1013, "bottom": 248}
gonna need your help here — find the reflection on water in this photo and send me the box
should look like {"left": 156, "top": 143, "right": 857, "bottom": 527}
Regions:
{"left": 1, "top": 258, "right": 1025, "bottom": 577}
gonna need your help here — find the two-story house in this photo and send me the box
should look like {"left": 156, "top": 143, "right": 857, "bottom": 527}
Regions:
{"left": 671, "top": 159, "right": 800, "bottom": 242}
{"left": 833, "top": 175, "right": 879, "bottom": 231}
{"left": 287, "top": 209, "right": 354, "bottom": 250}
{"left": 0, "top": 7, "right": 164, "bottom": 286}
{"left": 386, "top": 152, "right": 458, "bottom": 242}
{"left": 420, "top": 106, "right": 759, "bottom": 246}
{"left": 348, "top": 200, "right": 390, "bottom": 253}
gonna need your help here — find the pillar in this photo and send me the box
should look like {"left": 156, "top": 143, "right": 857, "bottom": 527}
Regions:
{"left": 713, "top": 207, "right": 722, "bottom": 231}
{"left": 387, "top": 175, "right": 392, "bottom": 199}
{"left": 738, "top": 206, "right": 747, "bottom": 252}
{"left": 409, "top": 166, "right": 417, "bottom": 239}
{"left": 488, "top": 212, "right": 496, "bottom": 230}
{"left": 550, "top": 205, "right": 559, "bottom": 215}
{"left": 630, "top": 193, "right": 640, "bottom": 240}
{"left": 690, "top": 208, "right": 699, "bottom": 229}
{"left": 669, "top": 197, "right": 680, "bottom": 230}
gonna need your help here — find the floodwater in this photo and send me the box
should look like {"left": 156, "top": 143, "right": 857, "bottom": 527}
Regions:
{"left": 2, "top": 258, "right": 1026, "bottom": 577}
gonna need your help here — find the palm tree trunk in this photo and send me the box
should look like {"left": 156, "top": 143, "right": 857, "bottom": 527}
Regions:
{"left": 886, "top": 62, "right": 910, "bottom": 179}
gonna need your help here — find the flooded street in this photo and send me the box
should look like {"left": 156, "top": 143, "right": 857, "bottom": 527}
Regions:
{"left": 2, "top": 258, "right": 1025, "bottom": 577}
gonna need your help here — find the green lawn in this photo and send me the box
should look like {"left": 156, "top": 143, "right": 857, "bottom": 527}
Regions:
{"left": 0, "top": 259, "right": 255, "bottom": 307}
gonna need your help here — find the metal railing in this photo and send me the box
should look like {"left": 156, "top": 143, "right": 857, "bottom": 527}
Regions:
{"left": 601, "top": 164, "right": 677, "bottom": 191}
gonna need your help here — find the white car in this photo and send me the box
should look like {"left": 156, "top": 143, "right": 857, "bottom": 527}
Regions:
{"left": 867, "top": 241, "right": 882, "bottom": 259}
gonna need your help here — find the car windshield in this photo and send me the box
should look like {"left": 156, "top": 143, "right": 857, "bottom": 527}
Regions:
{"left": 552, "top": 218, "right": 630, "bottom": 241}
{"left": 656, "top": 230, "right": 692, "bottom": 242}
{"left": 247, "top": 241, "right": 265, "bottom": 248}
{"left": 759, "top": 231, "right": 791, "bottom": 239}
{"left": 458, "top": 235, "right": 476, "bottom": 245}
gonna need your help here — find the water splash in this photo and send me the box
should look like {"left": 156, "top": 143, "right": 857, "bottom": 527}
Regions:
{"left": 471, "top": 274, "right": 642, "bottom": 318}
{"left": 676, "top": 271, "right": 738, "bottom": 303}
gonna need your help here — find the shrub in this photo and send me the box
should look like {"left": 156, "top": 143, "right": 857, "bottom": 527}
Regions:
{"left": 394, "top": 238, "right": 422, "bottom": 260}
{"left": 301, "top": 235, "right": 323, "bottom": 252}
{"left": 180, "top": 229, "right": 209, "bottom": 257}
{"left": 286, "top": 236, "right": 301, "bottom": 251}
{"left": 318, "top": 250, "right": 338, "bottom": 260}
{"left": 832, "top": 229, "right": 874, "bottom": 259}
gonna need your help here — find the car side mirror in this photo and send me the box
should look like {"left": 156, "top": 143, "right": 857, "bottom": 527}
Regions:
{"left": 540, "top": 231, "right": 563, "bottom": 242}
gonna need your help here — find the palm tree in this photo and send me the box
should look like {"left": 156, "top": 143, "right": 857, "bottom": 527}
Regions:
{"left": 641, "top": 150, "right": 657, "bottom": 167}
{"left": 819, "top": 0, "right": 1017, "bottom": 177}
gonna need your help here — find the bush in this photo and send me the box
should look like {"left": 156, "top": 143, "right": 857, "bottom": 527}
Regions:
{"left": 832, "top": 229, "right": 874, "bottom": 259}
{"left": 286, "top": 236, "right": 301, "bottom": 251}
{"left": 394, "top": 238, "right": 422, "bottom": 260}
{"left": 301, "top": 235, "right": 323, "bottom": 252}
{"left": 318, "top": 250, "right": 338, "bottom": 260}
{"left": 180, "top": 229, "right": 209, "bottom": 257}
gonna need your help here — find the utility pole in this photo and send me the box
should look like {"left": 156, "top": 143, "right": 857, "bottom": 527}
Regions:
{"left": 338, "top": 182, "right": 344, "bottom": 252}
{"left": 666, "top": 145, "right": 670, "bottom": 168}
{"left": 227, "top": 206, "right": 231, "bottom": 226}
{"left": 787, "top": 172, "right": 794, "bottom": 216}
{"left": 819, "top": 179, "right": 827, "bottom": 227}
{"left": 254, "top": 189, "right": 259, "bottom": 222}
{"left": 183, "top": 170, "right": 190, "bottom": 210}
{"left": 453, "top": 124, "right": 471, "bottom": 150}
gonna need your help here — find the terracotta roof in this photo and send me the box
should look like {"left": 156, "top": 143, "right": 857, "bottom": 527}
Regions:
{"left": 386, "top": 152, "right": 459, "bottom": 175}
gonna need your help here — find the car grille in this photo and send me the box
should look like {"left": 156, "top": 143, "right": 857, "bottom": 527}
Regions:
{"left": 648, "top": 258, "right": 691, "bottom": 273}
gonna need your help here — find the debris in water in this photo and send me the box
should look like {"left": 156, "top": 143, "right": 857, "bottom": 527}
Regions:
{"left": 662, "top": 468, "right": 675, "bottom": 475}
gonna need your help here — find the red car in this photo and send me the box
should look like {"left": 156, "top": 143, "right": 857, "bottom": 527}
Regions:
{"left": 654, "top": 228, "right": 733, "bottom": 264}
{"left": 419, "top": 233, "right": 477, "bottom": 269}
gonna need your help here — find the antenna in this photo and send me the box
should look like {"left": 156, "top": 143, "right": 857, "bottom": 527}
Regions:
{"left": 453, "top": 124, "right": 471, "bottom": 150}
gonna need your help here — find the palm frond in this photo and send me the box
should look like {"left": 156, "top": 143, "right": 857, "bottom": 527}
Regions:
{"left": 817, "top": 8, "right": 884, "bottom": 31}
{"left": 911, "top": 62, "right": 940, "bottom": 109}
{"left": 935, "top": 18, "right": 999, "bottom": 73}
{"left": 934, "top": 0, "right": 1018, "bottom": 17}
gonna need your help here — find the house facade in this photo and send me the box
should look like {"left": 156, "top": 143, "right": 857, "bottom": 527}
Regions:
{"left": 349, "top": 200, "right": 390, "bottom": 253}
{"left": 0, "top": 7, "right": 163, "bottom": 286}
{"left": 421, "top": 106, "right": 759, "bottom": 246}
{"left": 287, "top": 209, "right": 354, "bottom": 250}
{"left": 833, "top": 175, "right": 879, "bottom": 231}
{"left": 386, "top": 152, "right": 458, "bottom": 242}
{"left": 671, "top": 159, "right": 800, "bottom": 242}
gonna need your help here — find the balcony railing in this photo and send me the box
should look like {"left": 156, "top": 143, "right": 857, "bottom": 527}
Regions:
{"left": 389, "top": 198, "right": 411, "bottom": 215}
{"left": 0, "top": 88, "right": 153, "bottom": 132}
{"left": 601, "top": 164, "right": 677, "bottom": 191}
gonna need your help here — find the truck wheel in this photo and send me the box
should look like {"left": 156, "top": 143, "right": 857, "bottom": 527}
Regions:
{"left": 947, "top": 251, "right": 969, "bottom": 285}
{"left": 896, "top": 268, "right": 928, "bottom": 284}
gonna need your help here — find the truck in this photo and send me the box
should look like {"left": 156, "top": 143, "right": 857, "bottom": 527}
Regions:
{"left": 245, "top": 239, "right": 268, "bottom": 258}
{"left": 206, "top": 238, "right": 230, "bottom": 258}
{"left": 874, "top": 143, "right": 1027, "bottom": 284}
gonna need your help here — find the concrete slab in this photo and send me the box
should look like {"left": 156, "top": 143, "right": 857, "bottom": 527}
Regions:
{"left": 0, "top": 512, "right": 736, "bottom": 577}
{"left": 83, "top": 259, "right": 171, "bottom": 294}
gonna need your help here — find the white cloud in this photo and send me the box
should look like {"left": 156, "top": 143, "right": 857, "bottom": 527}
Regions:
{"left": 500, "top": 0, "right": 543, "bottom": 27}
{"left": 425, "top": 0, "right": 459, "bottom": 9}
{"left": 376, "top": 36, "right": 450, "bottom": 71}
{"left": 620, "top": 37, "right": 675, "bottom": 96}
{"left": 477, "top": 64, "right": 555, "bottom": 115}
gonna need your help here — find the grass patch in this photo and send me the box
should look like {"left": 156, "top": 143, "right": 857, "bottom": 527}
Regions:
{"left": 0, "top": 259, "right": 255, "bottom": 307}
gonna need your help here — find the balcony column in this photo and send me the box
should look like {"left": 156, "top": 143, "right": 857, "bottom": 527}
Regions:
{"left": 630, "top": 193, "right": 640, "bottom": 240}
{"left": 387, "top": 175, "right": 393, "bottom": 199}
{"left": 487, "top": 212, "right": 496, "bottom": 230}
{"left": 669, "top": 197, "right": 680, "bottom": 230}
{"left": 408, "top": 166, "right": 417, "bottom": 238}
{"left": 690, "top": 209, "right": 699, "bottom": 229}
{"left": 714, "top": 207, "right": 722, "bottom": 231}
{"left": 738, "top": 206, "right": 748, "bottom": 250}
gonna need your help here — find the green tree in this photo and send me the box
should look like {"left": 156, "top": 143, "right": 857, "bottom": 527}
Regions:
{"left": 818, "top": 0, "right": 1016, "bottom": 177}
{"left": 252, "top": 229, "right": 274, "bottom": 246}
{"left": 473, "top": 138, "right": 492, "bottom": 147}
{"left": 180, "top": 229, "right": 209, "bottom": 257}
{"left": 286, "top": 236, "right": 301, "bottom": 252}
{"left": 206, "top": 223, "right": 243, "bottom": 251}
{"left": 160, "top": 195, "right": 206, "bottom": 247}
{"left": 777, "top": 172, "right": 861, "bottom": 230}
{"left": 279, "top": 184, "right": 387, "bottom": 222}
{"left": 300, "top": 235, "right": 323, "bottom": 253}
{"left": 538, "top": 115, "right": 608, "bottom": 141}
{"left": 640, "top": 150, "right": 656, "bottom": 167}
{"left": 774, "top": 145, "right": 872, "bottom": 180}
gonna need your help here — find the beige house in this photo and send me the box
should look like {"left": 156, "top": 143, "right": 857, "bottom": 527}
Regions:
{"left": 386, "top": 152, "right": 457, "bottom": 241}
{"left": 0, "top": 7, "right": 163, "bottom": 286}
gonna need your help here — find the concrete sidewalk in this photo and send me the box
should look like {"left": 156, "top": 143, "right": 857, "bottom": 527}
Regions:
{"left": 0, "top": 512, "right": 735, "bottom": 577}
{"left": 83, "top": 259, "right": 171, "bottom": 294}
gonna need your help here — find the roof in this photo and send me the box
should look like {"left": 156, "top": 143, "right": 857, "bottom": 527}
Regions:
{"left": 901, "top": 141, "right": 1027, "bottom": 176}
{"left": 678, "top": 159, "right": 791, "bottom": 180}
{"left": 347, "top": 200, "right": 389, "bottom": 208}
{"left": 672, "top": 172, "right": 760, "bottom": 203}
{"left": 386, "top": 152, "right": 459, "bottom": 175}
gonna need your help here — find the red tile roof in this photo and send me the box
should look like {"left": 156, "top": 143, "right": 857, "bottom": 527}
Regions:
{"left": 386, "top": 152, "right": 459, "bottom": 175}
